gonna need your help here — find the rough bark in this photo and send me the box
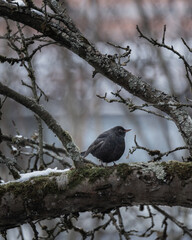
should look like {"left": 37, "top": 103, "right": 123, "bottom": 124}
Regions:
{"left": 0, "top": 1, "right": 192, "bottom": 150}
{"left": 0, "top": 161, "right": 192, "bottom": 231}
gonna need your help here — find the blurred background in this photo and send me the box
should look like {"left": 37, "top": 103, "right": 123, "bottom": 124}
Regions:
{"left": 0, "top": 0, "right": 192, "bottom": 239}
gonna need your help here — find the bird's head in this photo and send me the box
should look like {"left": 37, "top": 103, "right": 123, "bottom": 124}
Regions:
{"left": 114, "top": 126, "right": 131, "bottom": 137}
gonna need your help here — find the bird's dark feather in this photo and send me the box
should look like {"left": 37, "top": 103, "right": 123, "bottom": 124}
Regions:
{"left": 83, "top": 140, "right": 104, "bottom": 157}
{"left": 81, "top": 126, "right": 130, "bottom": 163}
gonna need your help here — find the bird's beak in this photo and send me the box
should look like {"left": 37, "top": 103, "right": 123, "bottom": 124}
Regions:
{"left": 125, "top": 129, "right": 131, "bottom": 132}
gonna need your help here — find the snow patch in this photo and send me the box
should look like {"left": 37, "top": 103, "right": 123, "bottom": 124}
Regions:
{"left": 31, "top": 9, "right": 45, "bottom": 16}
{"left": 15, "top": 135, "right": 23, "bottom": 139}
{"left": 1, "top": 168, "right": 70, "bottom": 185}
{"left": 11, "top": 0, "right": 25, "bottom": 6}
{"left": 11, "top": 145, "right": 18, "bottom": 152}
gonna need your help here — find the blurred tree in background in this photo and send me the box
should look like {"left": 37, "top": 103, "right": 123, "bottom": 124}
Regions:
{"left": 0, "top": 0, "right": 192, "bottom": 239}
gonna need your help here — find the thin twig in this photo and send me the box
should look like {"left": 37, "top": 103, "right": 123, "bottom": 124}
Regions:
{"left": 130, "top": 135, "right": 189, "bottom": 161}
{"left": 162, "top": 25, "right": 166, "bottom": 44}
{"left": 97, "top": 91, "right": 173, "bottom": 121}
{"left": 136, "top": 25, "right": 192, "bottom": 88}
{"left": 153, "top": 205, "right": 192, "bottom": 238}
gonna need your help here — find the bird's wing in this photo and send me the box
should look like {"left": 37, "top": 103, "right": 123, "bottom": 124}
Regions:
{"left": 82, "top": 136, "right": 105, "bottom": 157}
{"left": 82, "top": 129, "right": 112, "bottom": 157}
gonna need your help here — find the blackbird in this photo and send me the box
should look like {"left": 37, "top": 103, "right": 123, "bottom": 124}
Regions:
{"left": 81, "top": 126, "right": 131, "bottom": 164}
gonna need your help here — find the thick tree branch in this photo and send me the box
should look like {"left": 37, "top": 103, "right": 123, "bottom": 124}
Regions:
{"left": 0, "top": 82, "right": 82, "bottom": 167}
{"left": 0, "top": 1, "right": 191, "bottom": 151}
{"left": 0, "top": 161, "right": 192, "bottom": 231}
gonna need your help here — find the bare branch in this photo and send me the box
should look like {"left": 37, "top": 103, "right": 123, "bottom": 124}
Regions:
{"left": 153, "top": 205, "right": 192, "bottom": 238}
{"left": 136, "top": 25, "right": 192, "bottom": 88}
{"left": 0, "top": 82, "right": 82, "bottom": 167}
{"left": 162, "top": 25, "right": 166, "bottom": 44}
{"left": 181, "top": 38, "right": 192, "bottom": 53}
{"left": 107, "top": 42, "right": 131, "bottom": 66}
{"left": 130, "top": 135, "right": 189, "bottom": 161}
{"left": 0, "top": 152, "right": 21, "bottom": 179}
{"left": 97, "top": 91, "right": 173, "bottom": 121}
